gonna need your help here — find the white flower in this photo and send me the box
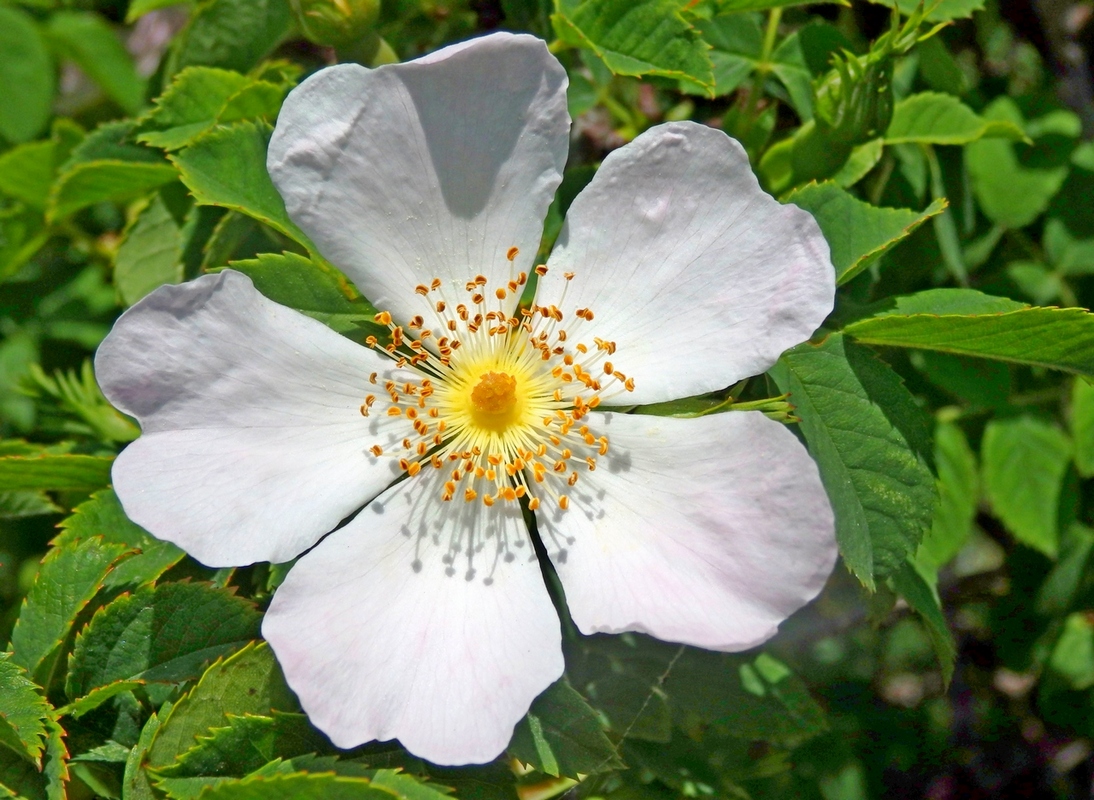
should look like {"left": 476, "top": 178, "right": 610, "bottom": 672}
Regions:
{"left": 95, "top": 32, "right": 837, "bottom": 766}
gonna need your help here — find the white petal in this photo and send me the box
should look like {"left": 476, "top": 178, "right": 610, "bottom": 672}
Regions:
{"left": 541, "top": 122, "right": 834, "bottom": 406}
{"left": 268, "top": 32, "right": 569, "bottom": 329}
{"left": 95, "top": 270, "right": 415, "bottom": 567}
{"left": 539, "top": 411, "right": 836, "bottom": 651}
{"left": 263, "top": 468, "right": 563, "bottom": 765}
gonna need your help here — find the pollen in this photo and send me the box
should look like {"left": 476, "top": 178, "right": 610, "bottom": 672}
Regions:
{"left": 358, "top": 264, "right": 633, "bottom": 518}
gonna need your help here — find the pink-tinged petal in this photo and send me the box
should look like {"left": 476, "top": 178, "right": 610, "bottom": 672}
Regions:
{"left": 95, "top": 270, "right": 414, "bottom": 567}
{"left": 268, "top": 32, "right": 569, "bottom": 329}
{"left": 263, "top": 468, "right": 563, "bottom": 765}
{"left": 540, "top": 122, "right": 834, "bottom": 406}
{"left": 539, "top": 411, "right": 835, "bottom": 651}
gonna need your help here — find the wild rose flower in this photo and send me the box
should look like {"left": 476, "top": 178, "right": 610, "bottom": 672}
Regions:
{"left": 95, "top": 32, "right": 837, "bottom": 765}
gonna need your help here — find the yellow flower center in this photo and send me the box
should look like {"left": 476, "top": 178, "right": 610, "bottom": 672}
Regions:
{"left": 358, "top": 260, "right": 636, "bottom": 515}
{"left": 469, "top": 371, "right": 520, "bottom": 429}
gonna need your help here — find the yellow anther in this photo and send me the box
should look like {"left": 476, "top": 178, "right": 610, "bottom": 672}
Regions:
{"left": 506, "top": 246, "right": 519, "bottom": 261}
{"left": 528, "top": 497, "right": 540, "bottom": 511}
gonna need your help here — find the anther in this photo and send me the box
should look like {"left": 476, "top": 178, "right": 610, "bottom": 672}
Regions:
{"left": 506, "top": 246, "right": 519, "bottom": 261}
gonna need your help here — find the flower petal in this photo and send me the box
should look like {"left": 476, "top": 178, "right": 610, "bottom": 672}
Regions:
{"left": 540, "top": 122, "right": 834, "bottom": 406}
{"left": 262, "top": 468, "right": 564, "bottom": 765}
{"left": 268, "top": 32, "right": 569, "bottom": 328}
{"left": 538, "top": 411, "right": 835, "bottom": 651}
{"left": 95, "top": 270, "right": 414, "bottom": 567}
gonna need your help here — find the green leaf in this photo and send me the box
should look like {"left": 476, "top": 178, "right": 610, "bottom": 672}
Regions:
{"left": 1072, "top": 379, "right": 1094, "bottom": 478}
{"left": 889, "top": 561, "right": 956, "bottom": 684}
{"left": 146, "top": 643, "right": 297, "bottom": 771}
{"left": 0, "top": 490, "right": 61, "bottom": 520}
{"left": 9, "top": 537, "right": 131, "bottom": 682}
{"left": 866, "top": 0, "right": 984, "bottom": 22}
{"left": 1045, "top": 218, "right": 1094, "bottom": 276}
{"left": 868, "top": 288, "right": 1028, "bottom": 317}
{"left": 66, "top": 582, "right": 262, "bottom": 698}
{"left": 981, "top": 416, "right": 1071, "bottom": 558}
{"left": 552, "top": 0, "right": 714, "bottom": 93}
{"left": 966, "top": 98, "right": 1070, "bottom": 228}
{"left": 844, "top": 306, "right": 1094, "bottom": 378}
{"left": 0, "top": 6, "right": 54, "bottom": 144}
{"left": 183, "top": 772, "right": 400, "bottom": 800}
{"left": 0, "top": 716, "right": 67, "bottom": 800}
{"left": 916, "top": 421, "right": 978, "bottom": 577}
{"left": 1037, "top": 523, "right": 1094, "bottom": 615}
{"left": 0, "top": 655, "right": 49, "bottom": 766}
{"left": 834, "top": 138, "right": 884, "bottom": 188}
{"left": 114, "top": 193, "right": 185, "bottom": 306}
{"left": 685, "top": 13, "right": 759, "bottom": 97}
{"left": 0, "top": 141, "right": 57, "bottom": 210}
{"left": 223, "top": 252, "right": 377, "bottom": 333}
{"left": 52, "top": 490, "right": 185, "bottom": 590}
{"left": 137, "top": 67, "right": 289, "bottom": 151}
{"left": 786, "top": 182, "right": 945, "bottom": 285}
{"left": 56, "top": 680, "right": 144, "bottom": 719}
{"left": 669, "top": 649, "right": 827, "bottom": 746}
{"left": 46, "top": 12, "right": 146, "bottom": 115}
{"left": 170, "top": 121, "right": 313, "bottom": 251}
{"left": 124, "top": 702, "right": 168, "bottom": 800}
{"left": 167, "top": 0, "right": 292, "bottom": 75}
{"left": 0, "top": 454, "right": 113, "bottom": 491}
{"left": 770, "top": 334, "right": 937, "bottom": 588}
{"left": 153, "top": 712, "right": 331, "bottom": 781}
{"left": 49, "top": 161, "right": 178, "bottom": 222}
{"left": 885, "top": 92, "right": 1026, "bottom": 145}
{"left": 509, "top": 679, "right": 621, "bottom": 778}
{"left": 1049, "top": 613, "right": 1094, "bottom": 690}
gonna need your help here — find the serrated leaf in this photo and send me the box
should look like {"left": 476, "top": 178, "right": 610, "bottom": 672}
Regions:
{"left": 191, "top": 772, "right": 400, "bottom": 800}
{"left": 0, "top": 715, "right": 67, "bottom": 800}
{"left": 509, "top": 679, "right": 621, "bottom": 777}
{"left": 146, "top": 643, "right": 297, "bottom": 771}
{"left": 552, "top": 0, "right": 714, "bottom": 92}
{"left": 0, "top": 655, "right": 49, "bottom": 766}
{"left": 154, "top": 712, "right": 330, "bottom": 780}
{"left": 916, "top": 421, "right": 978, "bottom": 578}
{"left": 966, "top": 98, "right": 1069, "bottom": 229}
{"left": 770, "top": 334, "right": 937, "bottom": 588}
{"left": 0, "top": 454, "right": 113, "bottom": 491}
{"left": 124, "top": 702, "right": 168, "bottom": 800}
{"left": 115, "top": 193, "right": 185, "bottom": 306}
{"left": 222, "top": 253, "right": 377, "bottom": 333}
{"left": 982, "top": 416, "right": 1071, "bottom": 558}
{"left": 167, "top": 0, "right": 292, "bottom": 75}
{"left": 786, "top": 182, "right": 945, "bottom": 285}
{"left": 684, "top": 13, "right": 760, "bottom": 97}
{"left": 170, "top": 121, "right": 313, "bottom": 250}
{"left": 844, "top": 306, "right": 1094, "bottom": 378}
{"left": 0, "top": 491, "right": 61, "bottom": 520}
{"left": 52, "top": 490, "right": 184, "bottom": 590}
{"left": 46, "top": 12, "right": 146, "bottom": 115}
{"left": 66, "top": 582, "right": 262, "bottom": 699}
{"left": 889, "top": 562, "right": 956, "bottom": 685}
{"left": 10, "top": 537, "right": 131, "bottom": 682}
{"left": 0, "top": 6, "right": 54, "bottom": 144}
{"left": 137, "top": 67, "right": 288, "bottom": 151}
{"left": 885, "top": 92, "right": 1026, "bottom": 145}
{"left": 866, "top": 0, "right": 984, "bottom": 22}
{"left": 56, "top": 680, "right": 144, "bottom": 719}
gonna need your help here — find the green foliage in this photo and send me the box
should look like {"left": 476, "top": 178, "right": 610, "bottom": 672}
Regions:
{"left": 771, "top": 334, "right": 937, "bottom": 589}
{"left": 0, "top": 6, "right": 54, "bottom": 144}
{"left": 4, "top": 0, "right": 1094, "bottom": 795}
{"left": 787, "top": 181, "right": 944, "bottom": 284}
{"left": 9, "top": 537, "right": 130, "bottom": 682}
{"left": 981, "top": 416, "right": 1072, "bottom": 557}
{"left": 66, "top": 582, "right": 262, "bottom": 698}
{"left": 170, "top": 121, "right": 314, "bottom": 251}
{"left": 552, "top": 0, "right": 715, "bottom": 92}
